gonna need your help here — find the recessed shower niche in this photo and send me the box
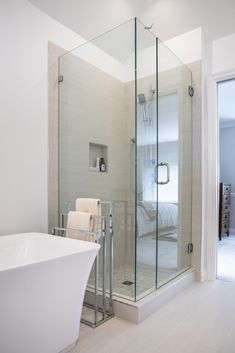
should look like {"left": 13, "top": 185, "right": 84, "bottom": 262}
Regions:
{"left": 89, "top": 142, "right": 108, "bottom": 172}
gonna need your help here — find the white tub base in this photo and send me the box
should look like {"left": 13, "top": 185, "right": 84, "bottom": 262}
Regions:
{"left": 0, "top": 233, "right": 99, "bottom": 353}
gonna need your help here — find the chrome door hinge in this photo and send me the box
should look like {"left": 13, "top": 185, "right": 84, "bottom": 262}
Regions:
{"left": 188, "top": 242, "right": 193, "bottom": 254}
{"left": 58, "top": 75, "right": 63, "bottom": 83}
{"left": 188, "top": 86, "right": 194, "bottom": 97}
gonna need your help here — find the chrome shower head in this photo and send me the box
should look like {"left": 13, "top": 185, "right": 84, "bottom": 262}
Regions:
{"left": 138, "top": 93, "right": 146, "bottom": 105}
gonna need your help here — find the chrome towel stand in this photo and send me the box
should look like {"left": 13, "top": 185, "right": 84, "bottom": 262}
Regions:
{"left": 52, "top": 200, "right": 114, "bottom": 328}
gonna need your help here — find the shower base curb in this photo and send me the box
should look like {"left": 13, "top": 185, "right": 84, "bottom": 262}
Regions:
{"left": 113, "top": 268, "right": 196, "bottom": 324}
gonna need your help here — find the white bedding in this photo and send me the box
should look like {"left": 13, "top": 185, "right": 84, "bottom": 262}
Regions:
{"left": 137, "top": 201, "right": 178, "bottom": 237}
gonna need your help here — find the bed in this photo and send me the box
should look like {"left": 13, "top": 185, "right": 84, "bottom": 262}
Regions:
{"left": 137, "top": 201, "right": 178, "bottom": 237}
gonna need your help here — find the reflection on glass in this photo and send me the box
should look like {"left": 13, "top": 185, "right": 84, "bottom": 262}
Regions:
{"left": 57, "top": 18, "right": 192, "bottom": 302}
{"left": 136, "top": 19, "right": 157, "bottom": 299}
{"left": 157, "top": 39, "right": 192, "bottom": 287}
{"left": 59, "top": 19, "right": 136, "bottom": 301}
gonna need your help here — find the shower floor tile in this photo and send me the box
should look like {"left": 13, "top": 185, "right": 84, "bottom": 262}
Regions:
{"left": 88, "top": 237, "right": 186, "bottom": 301}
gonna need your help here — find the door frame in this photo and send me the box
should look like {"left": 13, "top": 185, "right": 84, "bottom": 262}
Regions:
{"left": 205, "top": 69, "right": 235, "bottom": 280}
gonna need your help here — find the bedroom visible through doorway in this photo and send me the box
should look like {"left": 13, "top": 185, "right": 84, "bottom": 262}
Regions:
{"left": 217, "top": 78, "right": 235, "bottom": 281}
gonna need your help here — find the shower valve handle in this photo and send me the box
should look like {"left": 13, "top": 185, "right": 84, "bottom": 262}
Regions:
{"left": 155, "top": 162, "right": 170, "bottom": 185}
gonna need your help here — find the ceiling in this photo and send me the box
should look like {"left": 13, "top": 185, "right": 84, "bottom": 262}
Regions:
{"left": 218, "top": 79, "right": 235, "bottom": 129}
{"left": 28, "top": 0, "right": 235, "bottom": 42}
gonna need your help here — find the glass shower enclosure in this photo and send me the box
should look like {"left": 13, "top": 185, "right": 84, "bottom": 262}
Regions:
{"left": 58, "top": 18, "right": 192, "bottom": 301}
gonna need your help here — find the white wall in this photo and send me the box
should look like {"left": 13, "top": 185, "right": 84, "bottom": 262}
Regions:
{"left": 212, "top": 32, "right": 235, "bottom": 75}
{"left": 204, "top": 30, "right": 235, "bottom": 279}
{"left": 0, "top": 0, "right": 85, "bottom": 235}
{"left": 165, "top": 27, "right": 202, "bottom": 66}
{"left": 200, "top": 30, "right": 212, "bottom": 281}
{"left": 0, "top": 0, "right": 203, "bottom": 236}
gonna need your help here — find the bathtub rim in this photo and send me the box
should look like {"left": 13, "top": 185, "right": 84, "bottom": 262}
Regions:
{"left": 0, "top": 232, "right": 100, "bottom": 273}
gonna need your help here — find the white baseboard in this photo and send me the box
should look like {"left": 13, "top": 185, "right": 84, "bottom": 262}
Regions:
{"left": 113, "top": 269, "right": 196, "bottom": 324}
{"left": 199, "top": 268, "right": 208, "bottom": 281}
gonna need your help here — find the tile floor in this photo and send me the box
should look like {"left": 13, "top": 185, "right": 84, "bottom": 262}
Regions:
{"left": 71, "top": 280, "right": 235, "bottom": 353}
{"left": 88, "top": 236, "right": 180, "bottom": 300}
{"left": 217, "top": 234, "right": 235, "bottom": 281}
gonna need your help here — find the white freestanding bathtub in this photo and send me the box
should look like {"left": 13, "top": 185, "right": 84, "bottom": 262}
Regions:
{"left": 0, "top": 233, "right": 100, "bottom": 353}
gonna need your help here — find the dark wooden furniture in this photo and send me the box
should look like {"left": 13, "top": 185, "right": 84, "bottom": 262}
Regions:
{"left": 219, "top": 183, "right": 231, "bottom": 240}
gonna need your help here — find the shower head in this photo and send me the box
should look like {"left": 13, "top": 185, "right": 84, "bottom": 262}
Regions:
{"left": 138, "top": 93, "right": 148, "bottom": 122}
{"left": 138, "top": 93, "right": 146, "bottom": 105}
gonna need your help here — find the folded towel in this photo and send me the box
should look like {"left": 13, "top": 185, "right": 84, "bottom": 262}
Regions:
{"left": 66, "top": 211, "right": 96, "bottom": 242}
{"left": 76, "top": 198, "right": 101, "bottom": 214}
{"left": 76, "top": 198, "right": 101, "bottom": 233}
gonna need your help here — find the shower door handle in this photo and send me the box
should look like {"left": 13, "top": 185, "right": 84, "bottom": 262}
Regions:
{"left": 154, "top": 162, "right": 170, "bottom": 185}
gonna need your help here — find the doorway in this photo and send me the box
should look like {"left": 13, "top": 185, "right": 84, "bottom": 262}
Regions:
{"left": 217, "top": 78, "right": 235, "bottom": 281}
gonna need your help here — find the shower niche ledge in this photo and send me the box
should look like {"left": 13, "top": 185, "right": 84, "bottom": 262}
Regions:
{"left": 89, "top": 142, "right": 108, "bottom": 173}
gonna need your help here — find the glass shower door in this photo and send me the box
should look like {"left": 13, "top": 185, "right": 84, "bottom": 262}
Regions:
{"left": 135, "top": 20, "right": 192, "bottom": 299}
{"left": 57, "top": 17, "right": 193, "bottom": 303}
{"left": 157, "top": 40, "right": 192, "bottom": 287}
{"left": 135, "top": 19, "right": 158, "bottom": 300}
{"left": 58, "top": 19, "right": 137, "bottom": 301}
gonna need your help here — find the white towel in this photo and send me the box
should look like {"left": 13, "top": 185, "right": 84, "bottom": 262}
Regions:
{"left": 66, "top": 211, "right": 96, "bottom": 242}
{"left": 76, "top": 198, "right": 101, "bottom": 214}
{"left": 76, "top": 198, "right": 101, "bottom": 234}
